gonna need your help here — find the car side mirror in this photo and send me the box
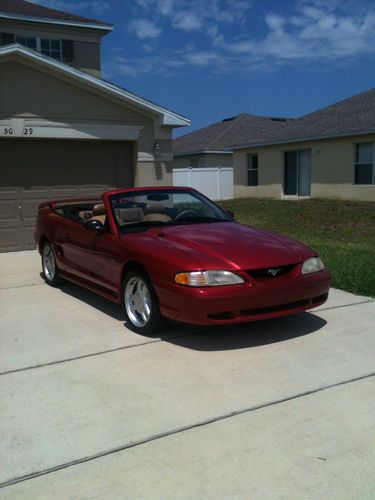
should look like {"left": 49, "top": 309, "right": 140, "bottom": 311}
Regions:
{"left": 84, "top": 219, "right": 105, "bottom": 232}
{"left": 226, "top": 210, "right": 234, "bottom": 218}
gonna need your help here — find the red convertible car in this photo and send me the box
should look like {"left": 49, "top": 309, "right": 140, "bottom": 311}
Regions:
{"left": 35, "top": 187, "right": 330, "bottom": 334}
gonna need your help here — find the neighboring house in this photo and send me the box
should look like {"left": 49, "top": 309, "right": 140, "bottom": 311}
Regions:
{"left": 174, "top": 89, "right": 375, "bottom": 202}
{"left": 232, "top": 88, "right": 375, "bottom": 201}
{"left": 0, "top": 0, "right": 189, "bottom": 252}
{"left": 173, "top": 113, "right": 292, "bottom": 200}
{"left": 173, "top": 113, "right": 292, "bottom": 170}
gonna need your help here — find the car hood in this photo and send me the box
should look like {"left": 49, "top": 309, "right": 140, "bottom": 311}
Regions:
{"left": 150, "top": 222, "right": 314, "bottom": 270}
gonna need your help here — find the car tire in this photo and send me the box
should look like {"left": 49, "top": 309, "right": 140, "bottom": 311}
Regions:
{"left": 42, "top": 242, "right": 62, "bottom": 287}
{"left": 122, "top": 270, "right": 167, "bottom": 335}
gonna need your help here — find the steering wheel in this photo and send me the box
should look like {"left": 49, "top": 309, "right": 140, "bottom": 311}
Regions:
{"left": 174, "top": 210, "right": 198, "bottom": 221}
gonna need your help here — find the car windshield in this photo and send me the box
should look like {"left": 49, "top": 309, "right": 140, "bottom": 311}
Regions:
{"left": 109, "top": 189, "right": 231, "bottom": 232}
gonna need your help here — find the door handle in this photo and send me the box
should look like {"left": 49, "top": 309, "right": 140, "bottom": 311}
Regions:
{"left": 18, "top": 202, "right": 23, "bottom": 222}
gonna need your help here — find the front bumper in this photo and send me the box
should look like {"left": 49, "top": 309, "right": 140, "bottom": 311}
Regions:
{"left": 157, "top": 270, "right": 331, "bottom": 325}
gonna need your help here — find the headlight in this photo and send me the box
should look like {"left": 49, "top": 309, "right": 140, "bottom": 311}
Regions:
{"left": 301, "top": 257, "right": 324, "bottom": 275}
{"left": 175, "top": 270, "right": 244, "bottom": 287}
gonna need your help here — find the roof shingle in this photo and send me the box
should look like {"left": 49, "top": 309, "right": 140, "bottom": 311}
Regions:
{"left": 173, "top": 113, "right": 293, "bottom": 155}
{"left": 0, "top": 0, "right": 110, "bottom": 27}
{"left": 174, "top": 88, "right": 375, "bottom": 154}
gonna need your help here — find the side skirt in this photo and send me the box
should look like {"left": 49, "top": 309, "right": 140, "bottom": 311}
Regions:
{"left": 59, "top": 271, "right": 121, "bottom": 304}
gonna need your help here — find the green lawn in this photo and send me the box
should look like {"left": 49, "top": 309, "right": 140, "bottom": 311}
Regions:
{"left": 219, "top": 198, "right": 375, "bottom": 298}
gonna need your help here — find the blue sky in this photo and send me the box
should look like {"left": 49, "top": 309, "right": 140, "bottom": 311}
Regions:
{"left": 35, "top": 0, "right": 375, "bottom": 136}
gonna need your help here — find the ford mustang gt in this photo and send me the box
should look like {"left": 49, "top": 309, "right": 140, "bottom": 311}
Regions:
{"left": 35, "top": 187, "right": 330, "bottom": 334}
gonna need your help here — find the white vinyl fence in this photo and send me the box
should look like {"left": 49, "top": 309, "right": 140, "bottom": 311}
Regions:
{"left": 172, "top": 167, "right": 234, "bottom": 200}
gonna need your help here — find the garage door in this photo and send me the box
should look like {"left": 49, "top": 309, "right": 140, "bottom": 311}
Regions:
{"left": 0, "top": 139, "right": 134, "bottom": 252}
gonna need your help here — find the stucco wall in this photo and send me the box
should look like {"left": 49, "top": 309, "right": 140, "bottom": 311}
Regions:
{"left": 135, "top": 161, "right": 173, "bottom": 187}
{"left": 70, "top": 41, "right": 101, "bottom": 77}
{"left": 233, "top": 135, "right": 375, "bottom": 201}
{"left": 0, "top": 61, "right": 151, "bottom": 122}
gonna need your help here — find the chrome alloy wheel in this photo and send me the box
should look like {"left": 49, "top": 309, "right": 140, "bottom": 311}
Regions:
{"left": 125, "top": 277, "right": 152, "bottom": 327}
{"left": 42, "top": 244, "right": 56, "bottom": 281}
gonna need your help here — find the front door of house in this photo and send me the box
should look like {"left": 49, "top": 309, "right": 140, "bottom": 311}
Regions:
{"left": 284, "top": 149, "right": 311, "bottom": 196}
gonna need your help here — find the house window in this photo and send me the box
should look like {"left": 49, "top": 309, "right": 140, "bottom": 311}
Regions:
{"left": 15, "top": 35, "right": 62, "bottom": 61}
{"left": 41, "top": 38, "right": 62, "bottom": 60}
{"left": 247, "top": 154, "right": 258, "bottom": 186}
{"left": 355, "top": 143, "right": 374, "bottom": 184}
{"left": 15, "top": 35, "right": 37, "bottom": 50}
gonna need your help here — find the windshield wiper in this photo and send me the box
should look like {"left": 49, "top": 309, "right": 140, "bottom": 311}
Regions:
{"left": 170, "top": 216, "right": 230, "bottom": 224}
{"left": 119, "top": 220, "right": 169, "bottom": 233}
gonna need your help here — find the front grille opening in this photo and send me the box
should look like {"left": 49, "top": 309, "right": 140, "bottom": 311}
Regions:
{"left": 208, "top": 311, "right": 235, "bottom": 320}
{"left": 240, "top": 298, "right": 310, "bottom": 316}
{"left": 312, "top": 293, "right": 328, "bottom": 304}
{"left": 207, "top": 293, "right": 327, "bottom": 321}
{"left": 247, "top": 264, "right": 297, "bottom": 280}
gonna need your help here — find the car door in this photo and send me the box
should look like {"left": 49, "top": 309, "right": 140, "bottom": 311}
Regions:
{"left": 58, "top": 221, "right": 121, "bottom": 293}
{"left": 55, "top": 220, "right": 98, "bottom": 281}
{"left": 80, "top": 229, "right": 123, "bottom": 293}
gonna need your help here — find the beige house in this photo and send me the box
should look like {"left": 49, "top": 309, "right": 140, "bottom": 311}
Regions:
{"left": 234, "top": 134, "right": 375, "bottom": 201}
{"left": 175, "top": 89, "right": 375, "bottom": 202}
{"left": 0, "top": 0, "right": 189, "bottom": 252}
{"left": 233, "top": 89, "right": 375, "bottom": 201}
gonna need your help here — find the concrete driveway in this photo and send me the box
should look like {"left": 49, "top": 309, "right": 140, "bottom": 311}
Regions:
{"left": 0, "top": 250, "right": 374, "bottom": 499}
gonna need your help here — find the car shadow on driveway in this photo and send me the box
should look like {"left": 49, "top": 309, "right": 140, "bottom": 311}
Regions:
{"left": 56, "top": 279, "right": 327, "bottom": 351}
{"left": 163, "top": 313, "right": 327, "bottom": 351}
{"left": 57, "top": 280, "right": 124, "bottom": 320}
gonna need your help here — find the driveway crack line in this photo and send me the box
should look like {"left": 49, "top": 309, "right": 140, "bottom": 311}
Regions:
{"left": 315, "top": 299, "right": 375, "bottom": 312}
{"left": 0, "top": 330, "right": 205, "bottom": 376}
{"left": 1, "top": 371, "right": 374, "bottom": 490}
{"left": 0, "top": 283, "right": 45, "bottom": 291}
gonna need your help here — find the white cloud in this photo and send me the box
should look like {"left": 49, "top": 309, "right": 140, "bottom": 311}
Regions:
{"left": 134, "top": 0, "right": 250, "bottom": 30}
{"left": 107, "top": 1, "right": 375, "bottom": 79}
{"left": 172, "top": 11, "right": 203, "bottom": 31}
{"left": 128, "top": 19, "right": 162, "bottom": 39}
{"left": 185, "top": 50, "right": 219, "bottom": 65}
{"left": 135, "top": 0, "right": 176, "bottom": 16}
{"left": 265, "top": 13, "right": 285, "bottom": 32}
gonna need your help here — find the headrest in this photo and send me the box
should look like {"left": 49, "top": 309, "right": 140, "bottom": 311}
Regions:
{"left": 92, "top": 203, "right": 106, "bottom": 216}
{"left": 116, "top": 207, "right": 144, "bottom": 224}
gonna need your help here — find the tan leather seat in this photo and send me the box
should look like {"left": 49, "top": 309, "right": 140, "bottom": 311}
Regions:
{"left": 143, "top": 203, "right": 171, "bottom": 222}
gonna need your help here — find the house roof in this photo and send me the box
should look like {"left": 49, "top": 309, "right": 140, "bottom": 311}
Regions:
{"left": 0, "top": 0, "right": 112, "bottom": 31}
{"left": 231, "top": 87, "right": 375, "bottom": 150}
{"left": 174, "top": 88, "right": 375, "bottom": 154}
{"left": 0, "top": 44, "right": 190, "bottom": 127}
{"left": 173, "top": 113, "right": 294, "bottom": 155}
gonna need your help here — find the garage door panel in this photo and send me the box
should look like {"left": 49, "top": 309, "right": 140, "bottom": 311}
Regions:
{"left": 0, "top": 197, "right": 19, "bottom": 222}
{"left": 24, "top": 226, "right": 38, "bottom": 250}
{"left": 0, "top": 227, "right": 22, "bottom": 252}
{"left": 0, "top": 139, "right": 134, "bottom": 252}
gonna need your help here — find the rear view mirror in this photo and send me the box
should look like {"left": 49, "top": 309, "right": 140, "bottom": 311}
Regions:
{"left": 147, "top": 193, "right": 170, "bottom": 201}
{"left": 84, "top": 219, "right": 105, "bottom": 232}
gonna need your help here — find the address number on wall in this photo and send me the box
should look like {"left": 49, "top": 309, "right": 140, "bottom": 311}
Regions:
{"left": 1, "top": 127, "right": 14, "bottom": 136}
{"left": 1, "top": 127, "right": 34, "bottom": 137}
